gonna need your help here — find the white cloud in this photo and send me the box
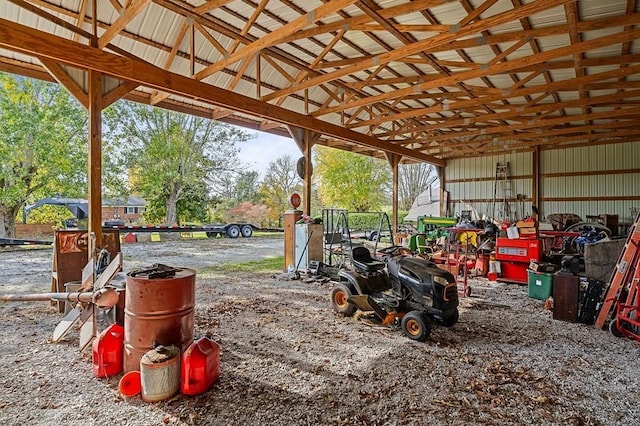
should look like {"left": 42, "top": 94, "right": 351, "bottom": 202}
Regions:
{"left": 238, "top": 131, "right": 302, "bottom": 177}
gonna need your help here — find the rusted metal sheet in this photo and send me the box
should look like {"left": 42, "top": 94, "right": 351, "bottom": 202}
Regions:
{"left": 123, "top": 267, "right": 195, "bottom": 372}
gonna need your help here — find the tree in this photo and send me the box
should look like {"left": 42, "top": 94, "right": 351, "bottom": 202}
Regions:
{"left": 398, "top": 163, "right": 438, "bottom": 211}
{"left": 0, "top": 73, "right": 87, "bottom": 238}
{"left": 314, "top": 146, "right": 391, "bottom": 212}
{"left": 104, "top": 102, "right": 253, "bottom": 224}
{"left": 258, "top": 154, "right": 301, "bottom": 227}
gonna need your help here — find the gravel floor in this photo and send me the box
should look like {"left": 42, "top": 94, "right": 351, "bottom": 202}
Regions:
{"left": 0, "top": 238, "right": 638, "bottom": 425}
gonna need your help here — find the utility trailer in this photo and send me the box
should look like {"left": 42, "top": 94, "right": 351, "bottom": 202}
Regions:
{"left": 202, "top": 223, "right": 256, "bottom": 238}
{"left": 103, "top": 223, "right": 259, "bottom": 238}
{"left": 0, "top": 237, "right": 53, "bottom": 247}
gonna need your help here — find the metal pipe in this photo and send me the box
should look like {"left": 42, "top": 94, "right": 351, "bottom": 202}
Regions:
{"left": 0, "top": 288, "right": 119, "bottom": 307}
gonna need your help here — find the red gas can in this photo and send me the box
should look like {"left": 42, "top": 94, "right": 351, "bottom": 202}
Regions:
{"left": 92, "top": 323, "right": 124, "bottom": 378}
{"left": 181, "top": 337, "right": 220, "bottom": 396}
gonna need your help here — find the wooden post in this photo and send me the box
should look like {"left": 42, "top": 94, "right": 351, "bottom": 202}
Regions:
{"left": 88, "top": 69, "right": 103, "bottom": 248}
{"left": 385, "top": 153, "right": 401, "bottom": 236}
{"left": 533, "top": 146, "right": 540, "bottom": 219}
{"left": 303, "top": 130, "right": 313, "bottom": 216}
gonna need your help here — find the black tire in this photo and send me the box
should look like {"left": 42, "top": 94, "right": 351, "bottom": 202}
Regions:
{"left": 440, "top": 310, "right": 459, "bottom": 327}
{"left": 609, "top": 319, "right": 624, "bottom": 337}
{"left": 206, "top": 232, "right": 215, "bottom": 238}
{"left": 401, "top": 310, "right": 432, "bottom": 341}
{"left": 330, "top": 283, "right": 356, "bottom": 316}
{"left": 368, "top": 231, "right": 379, "bottom": 242}
{"left": 241, "top": 225, "right": 253, "bottom": 238}
{"left": 226, "top": 225, "right": 241, "bottom": 238}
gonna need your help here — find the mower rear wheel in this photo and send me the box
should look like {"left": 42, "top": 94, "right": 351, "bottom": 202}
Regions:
{"left": 401, "top": 311, "right": 431, "bottom": 341}
{"left": 330, "top": 283, "right": 356, "bottom": 316}
{"left": 441, "top": 310, "right": 459, "bottom": 327}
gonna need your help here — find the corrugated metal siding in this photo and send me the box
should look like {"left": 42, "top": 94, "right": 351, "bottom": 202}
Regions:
{"left": 540, "top": 142, "right": 640, "bottom": 224}
{"left": 445, "top": 152, "right": 532, "bottom": 220}
{"left": 444, "top": 141, "right": 639, "bottom": 224}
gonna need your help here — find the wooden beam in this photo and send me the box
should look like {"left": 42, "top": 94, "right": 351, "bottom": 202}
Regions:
{"left": 262, "top": 0, "right": 573, "bottom": 103}
{"left": 39, "top": 59, "right": 88, "bottom": 108}
{"left": 98, "top": 0, "right": 152, "bottom": 49}
{"left": 0, "top": 20, "right": 447, "bottom": 166}
{"left": 194, "top": 0, "right": 359, "bottom": 82}
{"left": 349, "top": 62, "right": 640, "bottom": 131}
{"left": 103, "top": 80, "right": 139, "bottom": 108}
{"left": 312, "top": 25, "right": 640, "bottom": 118}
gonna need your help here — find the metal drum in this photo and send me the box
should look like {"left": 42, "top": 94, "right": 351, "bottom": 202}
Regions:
{"left": 123, "top": 267, "right": 195, "bottom": 372}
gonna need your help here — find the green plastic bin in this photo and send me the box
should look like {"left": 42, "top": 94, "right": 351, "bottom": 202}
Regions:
{"left": 527, "top": 270, "right": 554, "bottom": 300}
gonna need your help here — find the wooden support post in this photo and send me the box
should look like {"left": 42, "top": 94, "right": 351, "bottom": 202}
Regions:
{"left": 533, "top": 146, "right": 540, "bottom": 219}
{"left": 88, "top": 69, "right": 103, "bottom": 249}
{"left": 385, "top": 153, "right": 401, "bottom": 236}
{"left": 437, "top": 166, "right": 446, "bottom": 216}
{"left": 303, "top": 129, "right": 313, "bottom": 216}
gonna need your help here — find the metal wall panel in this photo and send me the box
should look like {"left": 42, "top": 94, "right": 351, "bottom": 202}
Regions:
{"left": 539, "top": 142, "right": 639, "bottom": 224}
{"left": 444, "top": 142, "right": 639, "bottom": 226}
{"left": 445, "top": 152, "right": 533, "bottom": 221}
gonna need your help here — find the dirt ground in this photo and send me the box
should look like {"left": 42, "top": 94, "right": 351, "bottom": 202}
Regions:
{"left": 0, "top": 237, "right": 639, "bottom": 426}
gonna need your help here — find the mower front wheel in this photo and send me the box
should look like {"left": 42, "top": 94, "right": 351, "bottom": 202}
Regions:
{"left": 330, "top": 283, "right": 356, "bottom": 317}
{"left": 401, "top": 310, "right": 432, "bottom": 342}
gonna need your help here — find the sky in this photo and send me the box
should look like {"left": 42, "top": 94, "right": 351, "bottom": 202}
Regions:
{"left": 238, "top": 130, "right": 303, "bottom": 177}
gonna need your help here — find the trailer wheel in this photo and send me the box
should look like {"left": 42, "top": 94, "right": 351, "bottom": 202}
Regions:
{"left": 241, "top": 225, "right": 253, "bottom": 238}
{"left": 226, "top": 225, "right": 241, "bottom": 238}
{"left": 206, "top": 232, "right": 215, "bottom": 238}
{"left": 401, "top": 311, "right": 431, "bottom": 341}
{"left": 330, "top": 283, "right": 356, "bottom": 316}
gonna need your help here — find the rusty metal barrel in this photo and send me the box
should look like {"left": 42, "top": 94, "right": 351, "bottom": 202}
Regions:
{"left": 123, "top": 267, "right": 195, "bottom": 373}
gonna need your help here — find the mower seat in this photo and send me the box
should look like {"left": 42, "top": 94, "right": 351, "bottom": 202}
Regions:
{"left": 351, "top": 246, "right": 385, "bottom": 273}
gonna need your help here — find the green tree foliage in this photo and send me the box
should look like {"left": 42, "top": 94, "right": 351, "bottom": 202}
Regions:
{"left": 258, "top": 154, "right": 301, "bottom": 227}
{"left": 399, "top": 163, "right": 438, "bottom": 211}
{"left": 314, "top": 146, "right": 391, "bottom": 212}
{"left": 104, "top": 102, "right": 253, "bottom": 224}
{"left": 0, "top": 73, "right": 87, "bottom": 237}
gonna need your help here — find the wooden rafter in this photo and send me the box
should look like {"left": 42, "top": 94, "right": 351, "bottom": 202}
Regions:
{"left": 98, "top": 0, "right": 152, "bottom": 49}
{"left": 0, "top": 18, "right": 444, "bottom": 166}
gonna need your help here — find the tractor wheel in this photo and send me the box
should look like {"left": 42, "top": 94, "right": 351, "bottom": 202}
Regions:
{"left": 330, "top": 283, "right": 356, "bottom": 316}
{"left": 441, "top": 310, "right": 459, "bottom": 327}
{"left": 226, "top": 225, "right": 241, "bottom": 238}
{"left": 401, "top": 311, "right": 432, "bottom": 341}
{"left": 241, "top": 225, "right": 253, "bottom": 238}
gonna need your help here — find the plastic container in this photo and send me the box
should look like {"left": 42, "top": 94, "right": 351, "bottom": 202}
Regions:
{"left": 527, "top": 269, "right": 554, "bottom": 300}
{"left": 92, "top": 323, "right": 124, "bottom": 378}
{"left": 181, "top": 337, "right": 221, "bottom": 396}
{"left": 140, "top": 345, "right": 180, "bottom": 402}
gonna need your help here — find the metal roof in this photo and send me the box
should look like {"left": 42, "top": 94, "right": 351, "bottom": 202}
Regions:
{"left": 1, "top": 0, "right": 640, "bottom": 165}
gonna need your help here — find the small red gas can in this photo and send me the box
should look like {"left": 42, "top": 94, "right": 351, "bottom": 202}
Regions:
{"left": 92, "top": 323, "right": 124, "bottom": 378}
{"left": 181, "top": 337, "right": 220, "bottom": 396}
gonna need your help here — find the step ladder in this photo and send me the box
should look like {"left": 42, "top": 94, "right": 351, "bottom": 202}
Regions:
{"left": 595, "top": 211, "right": 640, "bottom": 329}
{"left": 491, "top": 162, "right": 512, "bottom": 222}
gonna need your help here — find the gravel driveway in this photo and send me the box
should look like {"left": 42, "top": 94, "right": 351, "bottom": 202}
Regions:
{"left": 0, "top": 236, "right": 284, "bottom": 294}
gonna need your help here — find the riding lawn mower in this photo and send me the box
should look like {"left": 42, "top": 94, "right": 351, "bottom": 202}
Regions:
{"left": 330, "top": 245, "right": 460, "bottom": 342}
